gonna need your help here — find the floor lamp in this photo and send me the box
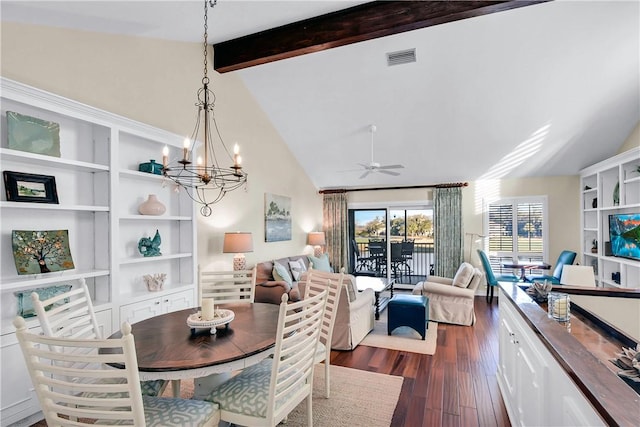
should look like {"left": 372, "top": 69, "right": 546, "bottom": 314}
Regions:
{"left": 465, "top": 232, "right": 485, "bottom": 264}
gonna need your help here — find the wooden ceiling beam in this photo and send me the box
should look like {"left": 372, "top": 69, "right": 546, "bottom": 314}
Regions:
{"left": 213, "top": 0, "right": 549, "bottom": 73}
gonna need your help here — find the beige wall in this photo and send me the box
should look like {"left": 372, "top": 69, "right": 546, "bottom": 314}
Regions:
{"left": 618, "top": 121, "right": 640, "bottom": 154}
{"left": 347, "top": 176, "right": 580, "bottom": 271}
{"left": 1, "top": 22, "right": 323, "bottom": 270}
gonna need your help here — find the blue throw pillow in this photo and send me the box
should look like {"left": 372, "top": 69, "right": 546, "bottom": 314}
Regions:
{"left": 272, "top": 262, "right": 293, "bottom": 286}
{"left": 308, "top": 254, "right": 332, "bottom": 272}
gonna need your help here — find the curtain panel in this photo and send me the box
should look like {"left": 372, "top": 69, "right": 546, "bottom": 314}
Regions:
{"left": 434, "top": 187, "right": 464, "bottom": 277}
{"left": 322, "top": 193, "right": 348, "bottom": 271}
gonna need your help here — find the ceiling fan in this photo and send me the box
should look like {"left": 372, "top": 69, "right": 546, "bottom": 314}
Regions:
{"left": 356, "top": 125, "right": 404, "bottom": 179}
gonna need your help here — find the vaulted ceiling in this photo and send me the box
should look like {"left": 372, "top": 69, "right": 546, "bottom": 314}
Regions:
{"left": 3, "top": 1, "right": 639, "bottom": 190}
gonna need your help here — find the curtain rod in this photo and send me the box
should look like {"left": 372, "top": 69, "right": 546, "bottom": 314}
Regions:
{"left": 319, "top": 182, "right": 468, "bottom": 194}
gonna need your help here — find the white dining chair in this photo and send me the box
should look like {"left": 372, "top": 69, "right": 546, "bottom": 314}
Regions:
{"left": 204, "top": 290, "right": 327, "bottom": 426}
{"left": 31, "top": 278, "right": 167, "bottom": 397}
{"left": 199, "top": 266, "right": 257, "bottom": 305}
{"left": 302, "top": 268, "right": 342, "bottom": 398}
{"left": 13, "top": 317, "right": 219, "bottom": 426}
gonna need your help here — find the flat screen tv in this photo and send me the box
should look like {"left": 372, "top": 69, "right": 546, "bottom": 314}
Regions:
{"left": 609, "top": 213, "right": 640, "bottom": 261}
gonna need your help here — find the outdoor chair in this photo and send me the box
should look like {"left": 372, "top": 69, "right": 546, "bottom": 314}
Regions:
{"left": 199, "top": 266, "right": 257, "bottom": 304}
{"left": 390, "top": 241, "right": 412, "bottom": 279}
{"left": 302, "top": 268, "right": 342, "bottom": 398}
{"left": 368, "top": 239, "right": 387, "bottom": 275}
{"left": 30, "top": 278, "right": 168, "bottom": 397}
{"left": 526, "top": 250, "right": 577, "bottom": 284}
{"left": 13, "top": 317, "right": 219, "bottom": 426}
{"left": 203, "top": 290, "right": 327, "bottom": 426}
{"left": 477, "top": 249, "right": 519, "bottom": 303}
{"left": 351, "top": 239, "right": 374, "bottom": 273}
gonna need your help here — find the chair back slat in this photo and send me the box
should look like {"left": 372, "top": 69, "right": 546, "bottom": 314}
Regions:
{"left": 32, "top": 279, "right": 102, "bottom": 340}
{"left": 302, "top": 269, "right": 341, "bottom": 348}
{"left": 199, "top": 267, "right": 256, "bottom": 305}
{"left": 14, "top": 318, "right": 146, "bottom": 426}
{"left": 268, "top": 289, "right": 327, "bottom": 423}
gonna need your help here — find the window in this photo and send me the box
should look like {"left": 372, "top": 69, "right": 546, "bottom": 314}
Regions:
{"left": 485, "top": 197, "right": 547, "bottom": 275}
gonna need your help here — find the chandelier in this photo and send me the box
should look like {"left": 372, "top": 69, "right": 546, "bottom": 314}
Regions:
{"left": 162, "top": 0, "right": 247, "bottom": 217}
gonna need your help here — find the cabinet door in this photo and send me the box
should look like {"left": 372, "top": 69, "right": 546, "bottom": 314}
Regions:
{"left": 515, "top": 340, "right": 547, "bottom": 427}
{"left": 161, "top": 289, "right": 194, "bottom": 314}
{"left": 120, "top": 298, "right": 162, "bottom": 325}
{"left": 498, "top": 313, "right": 518, "bottom": 403}
{"left": 1, "top": 329, "right": 40, "bottom": 425}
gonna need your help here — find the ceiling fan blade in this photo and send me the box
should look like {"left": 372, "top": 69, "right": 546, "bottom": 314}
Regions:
{"left": 377, "top": 169, "right": 401, "bottom": 176}
{"left": 377, "top": 164, "right": 404, "bottom": 170}
{"left": 359, "top": 170, "right": 371, "bottom": 179}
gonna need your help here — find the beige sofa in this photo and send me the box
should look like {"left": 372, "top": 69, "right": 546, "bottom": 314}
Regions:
{"left": 412, "top": 262, "right": 484, "bottom": 326}
{"left": 298, "top": 269, "right": 375, "bottom": 350}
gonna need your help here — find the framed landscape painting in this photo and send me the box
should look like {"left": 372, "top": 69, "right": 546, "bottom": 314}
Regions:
{"left": 3, "top": 171, "right": 59, "bottom": 204}
{"left": 265, "top": 193, "right": 292, "bottom": 242}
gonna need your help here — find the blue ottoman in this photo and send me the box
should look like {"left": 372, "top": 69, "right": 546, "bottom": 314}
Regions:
{"left": 387, "top": 294, "right": 429, "bottom": 340}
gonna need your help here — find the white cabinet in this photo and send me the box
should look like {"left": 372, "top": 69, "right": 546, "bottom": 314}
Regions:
{"left": 580, "top": 147, "right": 640, "bottom": 288}
{"left": 498, "top": 294, "right": 605, "bottom": 427}
{"left": 0, "top": 78, "right": 196, "bottom": 425}
{"left": 120, "top": 289, "right": 194, "bottom": 325}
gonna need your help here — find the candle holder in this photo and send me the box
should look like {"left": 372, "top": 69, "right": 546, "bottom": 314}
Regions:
{"left": 548, "top": 292, "right": 570, "bottom": 322}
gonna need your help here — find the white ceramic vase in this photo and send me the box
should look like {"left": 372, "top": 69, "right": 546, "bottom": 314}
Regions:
{"left": 138, "top": 194, "right": 166, "bottom": 216}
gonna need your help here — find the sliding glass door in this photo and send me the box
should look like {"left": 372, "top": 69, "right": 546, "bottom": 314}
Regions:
{"left": 349, "top": 207, "right": 433, "bottom": 285}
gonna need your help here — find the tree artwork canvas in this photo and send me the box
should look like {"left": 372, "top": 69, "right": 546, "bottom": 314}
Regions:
{"left": 12, "top": 230, "right": 75, "bottom": 275}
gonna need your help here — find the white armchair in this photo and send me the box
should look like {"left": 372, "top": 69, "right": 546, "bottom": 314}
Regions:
{"left": 412, "top": 262, "right": 484, "bottom": 326}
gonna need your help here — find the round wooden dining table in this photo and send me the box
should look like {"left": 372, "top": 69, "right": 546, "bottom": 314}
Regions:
{"left": 107, "top": 302, "right": 280, "bottom": 397}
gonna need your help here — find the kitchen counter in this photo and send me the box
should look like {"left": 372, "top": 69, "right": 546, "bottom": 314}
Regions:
{"left": 498, "top": 281, "right": 640, "bottom": 426}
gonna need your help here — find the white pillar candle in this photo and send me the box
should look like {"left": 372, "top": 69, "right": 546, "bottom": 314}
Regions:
{"left": 201, "top": 298, "right": 215, "bottom": 321}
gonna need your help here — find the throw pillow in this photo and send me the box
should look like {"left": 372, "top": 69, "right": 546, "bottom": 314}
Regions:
{"left": 288, "top": 259, "right": 307, "bottom": 281}
{"left": 272, "top": 262, "right": 293, "bottom": 286}
{"left": 307, "top": 254, "right": 332, "bottom": 272}
{"left": 452, "top": 262, "right": 475, "bottom": 288}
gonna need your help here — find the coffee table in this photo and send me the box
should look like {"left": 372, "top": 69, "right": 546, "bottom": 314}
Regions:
{"left": 356, "top": 276, "right": 395, "bottom": 320}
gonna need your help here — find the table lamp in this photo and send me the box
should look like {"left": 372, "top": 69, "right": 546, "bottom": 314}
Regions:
{"left": 307, "top": 232, "right": 326, "bottom": 257}
{"left": 223, "top": 232, "right": 253, "bottom": 270}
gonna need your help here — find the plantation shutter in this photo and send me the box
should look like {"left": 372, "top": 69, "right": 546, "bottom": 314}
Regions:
{"left": 486, "top": 198, "right": 546, "bottom": 274}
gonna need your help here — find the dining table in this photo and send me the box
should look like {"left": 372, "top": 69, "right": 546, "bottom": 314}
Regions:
{"left": 501, "top": 260, "right": 552, "bottom": 281}
{"left": 105, "top": 302, "right": 280, "bottom": 399}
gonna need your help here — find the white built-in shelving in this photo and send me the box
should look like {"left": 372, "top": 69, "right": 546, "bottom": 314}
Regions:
{"left": 579, "top": 146, "right": 640, "bottom": 289}
{"left": 0, "top": 78, "right": 197, "bottom": 425}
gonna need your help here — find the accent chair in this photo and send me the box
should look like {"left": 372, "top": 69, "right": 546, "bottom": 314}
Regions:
{"left": 477, "top": 249, "right": 519, "bottom": 303}
{"left": 526, "top": 250, "right": 577, "bottom": 284}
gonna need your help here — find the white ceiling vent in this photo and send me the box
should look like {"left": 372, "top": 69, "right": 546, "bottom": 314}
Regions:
{"left": 386, "top": 48, "right": 416, "bottom": 66}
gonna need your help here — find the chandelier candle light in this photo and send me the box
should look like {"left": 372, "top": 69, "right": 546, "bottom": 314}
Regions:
{"left": 161, "top": 0, "right": 247, "bottom": 217}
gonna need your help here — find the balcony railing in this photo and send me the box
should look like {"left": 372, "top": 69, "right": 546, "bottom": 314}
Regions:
{"left": 352, "top": 240, "right": 434, "bottom": 285}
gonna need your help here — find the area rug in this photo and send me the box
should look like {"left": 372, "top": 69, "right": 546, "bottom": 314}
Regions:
{"left": 361, "top": 310, "right": 438, "bottom": 354}
{"left": 164, "top": 364, "right": 402, "bottom": 427}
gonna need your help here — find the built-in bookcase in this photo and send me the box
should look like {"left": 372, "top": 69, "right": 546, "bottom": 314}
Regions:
{"left": 580, "top": 147, "right": 640, "bottom": 288}
{"left": 0, "top": 78, "right": 196, "bottom": 425}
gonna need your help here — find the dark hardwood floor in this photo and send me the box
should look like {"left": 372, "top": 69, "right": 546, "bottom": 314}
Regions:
{"left": 330, "top": 296, "right": 510, "bottom": 427}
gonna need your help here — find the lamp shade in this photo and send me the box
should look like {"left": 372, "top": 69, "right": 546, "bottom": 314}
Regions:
{"left": 560, "top": 265, "right": 596, "bottom": 287}
{"left": 223, "top": 232, "right": 253, "bottom": 254}
{"left": 307, "top": 232, "right": 326, "bottom": 246}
